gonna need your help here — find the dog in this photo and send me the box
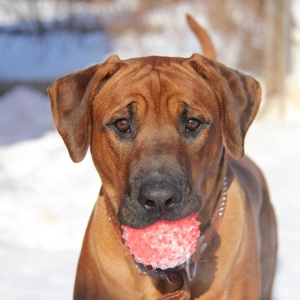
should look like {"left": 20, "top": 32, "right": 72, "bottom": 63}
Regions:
{"left": 48, "top": 15, "right": 277, "bottom": 300}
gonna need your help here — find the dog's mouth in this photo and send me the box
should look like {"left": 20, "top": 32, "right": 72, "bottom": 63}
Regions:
{"left": 121, "top": 213, "right": 201, "bottom": 272}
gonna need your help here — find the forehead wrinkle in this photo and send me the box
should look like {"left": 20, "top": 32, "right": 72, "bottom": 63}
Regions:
{"left": 159, "top": 70, "right": 214, "bottom": 124}
{"left": 154, "top": 67, "right": 182, "bottom": 120}
{"left": 158, "top": 70, "right": 185, "bottom": 118}
{"left": 147, "top": 68, "right": 162, "bottom": 113}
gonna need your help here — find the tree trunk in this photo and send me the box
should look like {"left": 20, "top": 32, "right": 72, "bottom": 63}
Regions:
{"left": 262, "top": 0, "right": 289, "bottom": 116}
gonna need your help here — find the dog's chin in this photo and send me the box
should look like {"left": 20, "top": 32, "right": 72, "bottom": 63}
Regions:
{"left": 134, "top": 261, "right": 183, "bottom": 278}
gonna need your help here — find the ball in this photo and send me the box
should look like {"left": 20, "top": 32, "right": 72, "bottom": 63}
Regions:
{"left": 121, "top": 213, "right": 201, "bottom": 270}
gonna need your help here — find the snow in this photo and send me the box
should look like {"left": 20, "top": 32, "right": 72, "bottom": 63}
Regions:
{"left": 0, "top": 1, "right": 300, "bottom": 299}
{"left": 246, "top": 116, "right": 300, "bottom": 299}
{"left": 0, "top": 87, "right": 99, "bottom": 299}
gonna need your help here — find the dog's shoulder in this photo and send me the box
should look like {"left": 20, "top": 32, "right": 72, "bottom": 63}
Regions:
{"left": 227, "top": 155, "right": 265, "bottom": 216}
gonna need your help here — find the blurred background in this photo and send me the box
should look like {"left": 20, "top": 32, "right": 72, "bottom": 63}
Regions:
{"left": 0, "top": 0, "right": 299, "bottom": 299}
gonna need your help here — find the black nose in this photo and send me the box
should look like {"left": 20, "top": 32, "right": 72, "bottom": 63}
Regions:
{"left": 138, "top": 180, "right": 182, "bottom": 212}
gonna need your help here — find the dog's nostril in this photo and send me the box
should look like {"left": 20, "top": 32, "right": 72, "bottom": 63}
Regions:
{"left": 145, "top": 200, "right": 156, "bottom": 209}
{"left": 165, "top": 198, "right": 176, "bottom": 208}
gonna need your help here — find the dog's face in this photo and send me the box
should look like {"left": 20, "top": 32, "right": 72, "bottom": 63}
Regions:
{"left": 91, "top": 56, "right": 224, "bottom": 228}
{"left": 48, "top": 54, "right": 261, "bottom": 228}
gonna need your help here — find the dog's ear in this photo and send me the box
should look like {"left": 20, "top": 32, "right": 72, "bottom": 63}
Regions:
{"left": 185, "top": 54, "right": 261, "bottom": 159}
{"left": 48, "top": 55, "right": 122, "bottom": 163}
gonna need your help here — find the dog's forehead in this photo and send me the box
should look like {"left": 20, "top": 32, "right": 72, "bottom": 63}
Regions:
{"left": 104, "top": 55, "right": 215, "bottom": 101}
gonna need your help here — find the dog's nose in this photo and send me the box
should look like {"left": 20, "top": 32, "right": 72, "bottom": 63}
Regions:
{"left": 138, "top": 180, "right": 182, "bottom": 212}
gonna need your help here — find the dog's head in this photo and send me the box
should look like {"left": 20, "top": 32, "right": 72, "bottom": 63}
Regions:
{"left": 48, "top": 54, "right": 261, "bottom": 228}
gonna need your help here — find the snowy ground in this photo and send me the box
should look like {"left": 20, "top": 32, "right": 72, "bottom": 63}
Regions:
{"left": 1, "top": 1, "right": 300, "bottom": 299}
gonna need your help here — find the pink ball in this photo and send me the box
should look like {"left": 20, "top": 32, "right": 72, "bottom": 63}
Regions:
{"left": 121, "top": 213, "right": 201, "bottom": 270}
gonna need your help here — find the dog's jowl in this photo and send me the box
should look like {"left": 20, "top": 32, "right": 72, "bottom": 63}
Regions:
{"left": 48, "top": 15, "right": 277, "bottom": 300}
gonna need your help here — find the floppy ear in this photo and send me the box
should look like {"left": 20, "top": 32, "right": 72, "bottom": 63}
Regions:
{"left": 48, "top": 55, "right": 122, "bottom": 163}
{"left": 186, "top": 54, "right": 261, "bottom": 159}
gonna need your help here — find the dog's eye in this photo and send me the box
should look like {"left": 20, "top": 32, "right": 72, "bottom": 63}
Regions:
{"left": 114, "top": 118, "right": 131, "bottom": 133}
{"left": 185, "top": 118, "right": 201, "bottom": 132}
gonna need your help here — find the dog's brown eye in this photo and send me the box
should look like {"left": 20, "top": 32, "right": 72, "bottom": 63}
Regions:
{"left": 115, "top": 119, "right": 131, "bottom": 133}
{"left": 185, "top": 118, "right": 201, "bottom": 132}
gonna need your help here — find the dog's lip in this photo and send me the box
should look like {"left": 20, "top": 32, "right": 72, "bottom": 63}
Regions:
{"left": 134, "top": 261, "right": 185, "bottom": 278}
{"left": 120, "top": 211, "right": 200, "bottom": 230}
{"left": 135, "top": 262, "right": 169, "bottom": 278}
{"left": 119, "top": 209, "right": 199, "bottom": 229}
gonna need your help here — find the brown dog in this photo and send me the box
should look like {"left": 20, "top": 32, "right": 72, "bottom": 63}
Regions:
{"left": 48, "top": 15, "right": 277, "bottom": 300}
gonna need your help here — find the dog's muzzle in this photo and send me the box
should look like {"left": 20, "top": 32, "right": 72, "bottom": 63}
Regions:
{"left": 118, "top": 171, "right": 202, "bottom": 228}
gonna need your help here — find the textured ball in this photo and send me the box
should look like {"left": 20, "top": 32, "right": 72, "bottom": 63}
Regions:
{"left": 121, "top": 213, "right": 201, "bottom": 270}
